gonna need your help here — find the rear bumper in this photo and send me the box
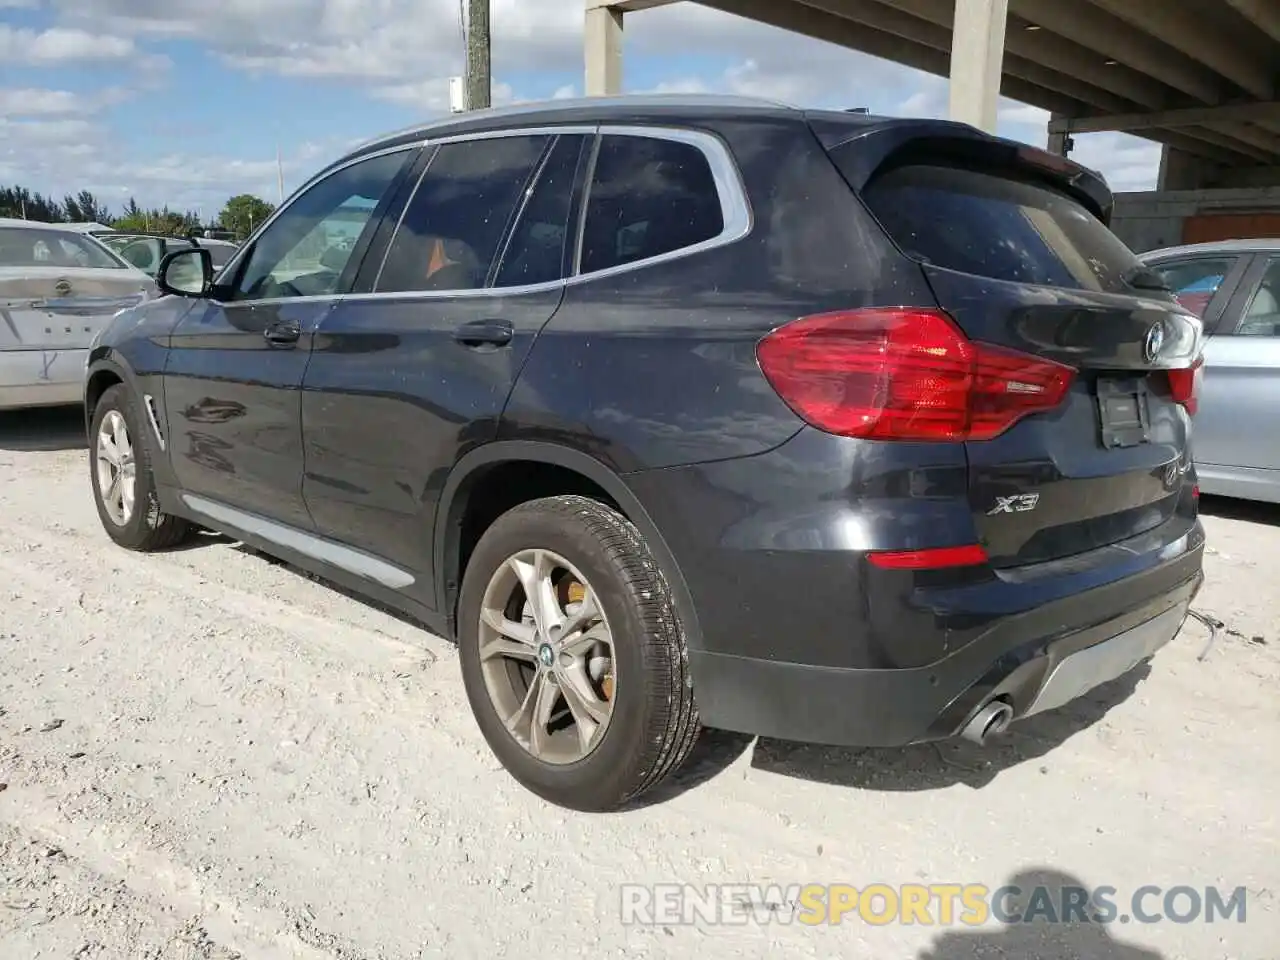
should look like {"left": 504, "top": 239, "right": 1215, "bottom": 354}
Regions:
{"left": 0, "top": 348, "right": 88, "bottom": 410}
{"left": 686, "top": 526, "right": 1204, "bottom": 747}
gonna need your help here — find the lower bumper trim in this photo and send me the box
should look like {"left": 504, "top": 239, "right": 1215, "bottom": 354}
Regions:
{"left": 687, "top": 568, "right": 1203, "bottom": 748}
{"left": 1024, "top": 604, "right": 1185, "bottom": 718}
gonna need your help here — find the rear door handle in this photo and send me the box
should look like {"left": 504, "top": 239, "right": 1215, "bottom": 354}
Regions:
{"left": 454, "top": 318, "right": 513, "bottom": 348}
{"left": 263, "top": 320, "right": 300, "bottom": 347}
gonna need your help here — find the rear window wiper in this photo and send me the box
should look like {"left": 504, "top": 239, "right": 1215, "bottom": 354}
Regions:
{"left": 1121, "top": 264, "right": 1171, "bottom": 291}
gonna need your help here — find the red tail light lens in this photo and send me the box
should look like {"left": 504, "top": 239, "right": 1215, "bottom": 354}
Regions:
{"left": 867, "top": 544, "right": 989, "bottom": 570}
{"left": 756, "top": 309, "right": 1075, "bottom": 442}
{"left": 1167, "top": 355, "right": 1203, "bottom": 416}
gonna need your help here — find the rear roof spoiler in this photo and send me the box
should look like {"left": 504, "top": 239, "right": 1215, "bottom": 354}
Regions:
{"left": 803, "top": 114, "right": 1115, "bottom": 225}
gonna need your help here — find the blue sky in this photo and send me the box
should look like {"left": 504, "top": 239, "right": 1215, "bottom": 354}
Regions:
{"left": 0, "top": 0, "right": 1163, "bottom": 221}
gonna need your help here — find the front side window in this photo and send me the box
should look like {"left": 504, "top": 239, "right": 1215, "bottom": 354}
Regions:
{"left": 579, "top": 134, "right": 725, "bottom": 275}
{"left": 0, "top": 228, "right": 125, "bottom": 270}
{"left": 860, "top": 163, "right": 1144, "bottom": 293}
{"left": 230, "top": 150, "right": 409, "bottom": 302}
{"left": 376, "top": 135, "right": 552, "bottom": 294}
{"left": 1149, "top": 257, "right": 1236, "bottom": 319}
{"left": 1237, "top": 258, "right": 1280, "bottom": 337}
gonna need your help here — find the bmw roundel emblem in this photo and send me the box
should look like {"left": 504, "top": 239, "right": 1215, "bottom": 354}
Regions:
{"left": 1143, "top": 322, "right": 1165, "bottom": 363}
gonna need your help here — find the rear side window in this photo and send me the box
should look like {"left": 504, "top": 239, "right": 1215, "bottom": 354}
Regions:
{"left": 1237, "top": 258, "right": 1280, "bottom": 337}
{"left": 579, "top": 134, "right": 724, "bottom": 275}
{"left": 493, "top": 134, "right": 586, "bottom": 288}
{"left": 1149, "top": 257, "right": 1236, "bottom": 318}
{"left": 860, "top": 163, "right": 1142, "bottom": 293}
{"left": 377, "top": 135, "right": 551, "bottom": 293}
{"left": 0, "top": 227, "right": 124, "bottom": 270}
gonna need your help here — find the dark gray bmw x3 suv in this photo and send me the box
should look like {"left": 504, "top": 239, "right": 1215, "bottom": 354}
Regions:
{"left": 83, "top": 94, "right": 1206, "bottom": 811}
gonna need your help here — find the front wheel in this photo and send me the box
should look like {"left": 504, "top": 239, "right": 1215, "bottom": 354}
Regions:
{"left": 458, "top": 495, "right": 700, "bottom": 811}
{"left": 89, "top": 383, "right": 192, "bottom": 551}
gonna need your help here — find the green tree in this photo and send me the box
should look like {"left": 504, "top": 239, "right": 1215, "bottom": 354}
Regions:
{"left": 0, "top": 185, "right": 65, "bottom": 222}
{"left": 112, "top": 205, "right": 200, "bottom": 237}
{"left": 63, "top": 190, "right": 113, "bottom": 225}
{"left": 219, "top": 194, "right": 275, "bottom": 242}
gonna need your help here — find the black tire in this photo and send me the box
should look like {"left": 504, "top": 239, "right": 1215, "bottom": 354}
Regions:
{"left": 89, "top": 383, "right": 193, "bottom": 552}
{"left": 458, "top": 495, "right": 700, "bottom": 811}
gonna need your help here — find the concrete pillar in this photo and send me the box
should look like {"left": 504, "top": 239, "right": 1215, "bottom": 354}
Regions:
{"left": 1046, "top": 113, "right": 1072, "bottom": 156}
{"left": 948, "top": 0, "right": 1009, "bottom": 133}
{"left": 585, "top": 5, "right": 624, "bottom": 96}
{"left": 1157, "top": 145, "right": 1223, "bottom": 191}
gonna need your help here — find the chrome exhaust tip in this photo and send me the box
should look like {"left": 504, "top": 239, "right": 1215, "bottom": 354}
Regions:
{"left": 960, "top": 700, "right": 1014, "bottom": 745}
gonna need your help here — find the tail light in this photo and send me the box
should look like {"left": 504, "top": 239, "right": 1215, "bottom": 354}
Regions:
{"left": 867, "top": 544, "right": 989, "bottom": 570}
{"left": 1167, "top": 355, "right": 1203, "bottom": 416}
{"left": 755, "top": 308, "right": 1075, "bottom": 442}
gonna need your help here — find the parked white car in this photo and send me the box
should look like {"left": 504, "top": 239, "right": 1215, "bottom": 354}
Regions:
{"left": 0, "top": 218, "right": 156, "bottom": 410}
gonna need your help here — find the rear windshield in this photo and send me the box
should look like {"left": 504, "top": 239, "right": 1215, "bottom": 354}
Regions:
{"left": 0, "top": 227, "right": 126, "bottom": 270}
{"left": 859, "top": 163, "right": 1142, "bottom": 293}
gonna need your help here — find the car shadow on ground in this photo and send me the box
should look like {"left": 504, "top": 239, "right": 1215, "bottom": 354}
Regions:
{"left": 748, "top": 663, "right": 1149, "bottom": 792}
{"left": 916, "top": 867, "right": 1165, "bottom": 959}
{"left": 641, "top": 658, "right": 1153, "bottom": 808}
{"left": 0, "top": 406, "right": 87, "bottom": 452}
{"left": 1198, "top": 493, "right": 1280, "bottom": 526}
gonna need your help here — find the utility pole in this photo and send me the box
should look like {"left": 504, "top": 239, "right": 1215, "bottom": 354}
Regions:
{"left": 465, "top": 0, "right": 491, "bottom": 110}
{"left": 276, "top": 144, "right": 286, "bottom": 203}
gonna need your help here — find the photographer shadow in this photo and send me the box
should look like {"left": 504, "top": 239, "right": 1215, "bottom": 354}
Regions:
{"left": 918, "top": 868, "right": 1163, "bottom": 959}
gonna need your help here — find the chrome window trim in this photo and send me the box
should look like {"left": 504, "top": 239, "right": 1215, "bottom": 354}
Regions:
{"left": 343, "top": 277, "right": 566, "bottom": 304}
{"left": 569, "top": 123, "right": 753, "bottom": 285}
{"left": 212, "top": 141, "right": 424, "bottom": 301}
{"left": 342, "top": 122, "right": 752, "bottom": 302}
{"left": 427, "top": 124, "right": 599, "bottom": 146}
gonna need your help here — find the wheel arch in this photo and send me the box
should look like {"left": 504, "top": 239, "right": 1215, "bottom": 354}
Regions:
{"left": 434, "top": 441, "right": 704, "bottom": 655}
{"left": 83, "top": 354, "right": 134, "bottom": 433}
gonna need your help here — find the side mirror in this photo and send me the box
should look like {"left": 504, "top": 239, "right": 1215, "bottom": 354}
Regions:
{"left": 156, "top": 247, "right": 213, "bottom": 297}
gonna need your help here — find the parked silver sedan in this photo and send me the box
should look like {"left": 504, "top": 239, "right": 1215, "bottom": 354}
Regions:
{"left": 1141, "top": 238, "right": 1280, "bottom": 504}
{"left": 0, "top": 219, "right": 156, "bottom": 410}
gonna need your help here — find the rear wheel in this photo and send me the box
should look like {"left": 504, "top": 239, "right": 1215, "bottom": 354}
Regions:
{"left": 458, "top": 495, "right": 700, "bottom": 811}
{"left": 89, "top": 384, "right": 192, "bottom": 551}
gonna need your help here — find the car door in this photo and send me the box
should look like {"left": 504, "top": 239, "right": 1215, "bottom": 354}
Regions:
{"left": 300, "top": 129, "right": 592, "bottom": 605}
{"left": 162, "top": 147, "right": 415, "bottom": 529}
{"left": 1197, "top": 253, "right": 1280, "bottom": 481}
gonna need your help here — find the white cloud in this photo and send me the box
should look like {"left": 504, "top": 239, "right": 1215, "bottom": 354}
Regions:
{"left": 0, "top": 24, "right": 170, "bottom": 70}
{"left": 0, "top": 85, "right": 134, "bottom": 117}
{"left": 998, "top": 104, "right": 1050, "bottom": 126}
{"left": 13, "top": 0, "right": 1164, "bottom": 209}
{"left": 0, "top": 88, "right": 84, "bottom": 116}
{"left": 372, "top": 78, "right": 515, "bottom": 111}
{"left": 1069, "top": 134, "right": 1162, "bottom": 192}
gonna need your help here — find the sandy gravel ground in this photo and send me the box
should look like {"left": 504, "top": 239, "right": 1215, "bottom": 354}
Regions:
{"left": 1, "top": 407, "right": 1276, "bottom": 960}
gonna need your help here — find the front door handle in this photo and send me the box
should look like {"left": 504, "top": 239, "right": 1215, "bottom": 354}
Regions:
{"left": 454, "top": 318, "right": 513, "bottom": 348}
{"left": 263, "top": 320, "right": 300, "bottom": 347}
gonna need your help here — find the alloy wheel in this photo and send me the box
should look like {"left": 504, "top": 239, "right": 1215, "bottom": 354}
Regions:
{"left": 95, "top": 409, "right": 137, "bottom": 527}
{"left": 478, "top": 548, "right": 616, "bottom": 765}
